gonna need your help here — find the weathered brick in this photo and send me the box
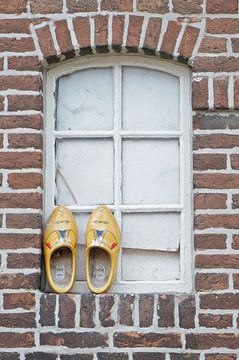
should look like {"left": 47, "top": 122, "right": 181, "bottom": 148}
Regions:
{"left": 192, "top": 77, "right": 208, "bottom": 110}
{"left": 0, "top": 233, "right": 41, "bottom": 249}
{"left": 114, "top": 332, "right": 181, "bottom": 348}
{"left": 8, "top": 56, "right": 41, "bottom": 71}
{"left": 158, "top": 295, "right": 174, "bottom": 327}
{"left": 98, "top": 354, "right": 128, "bottom": 360}
{"left": 0, "top": 354, "right": 20, "bottom": 360}
{"left": 178, "top": 26, "right": 199, "bottom": 59}
{"left": 139, "top": 294, "right": 154, "bottom": 327}
{"left": 60, "top": 355, "right": 93, "bottom": 360}
{"left": 94, "top": 15, "right": 109, "bottom": 52}
{"left": 173, "top": 0, "right": 202, "bottom": 14}
{"left": 206, "top": 18, "right": 239, "bottom": 34}
{"left": 0, "top": 19, "right": 30, "bottom": 33}
{"left": 112, "top": 16, "right": 125, "bottom": 51}
{"left": 0, "top": 152, "right": 42, "bottom": 169}
{"left": 30, "top": 0, "right": 62, "bottom": 13}
{"left": 0, "top": 312, "right": 36, "bottom": 328}
{"left": 137, "top": 0, "right": 169, "bottom": 13}
{"left": 196, "top": 254, "right": 239, "bottom": 268}
{"left": 195, "top": 273, "right": 229, "bottom": 291}
{"left": 3, "top": 292, "right": 35, "bottom": 310}
{"left": 7, "top": 253, "right": 41, "bottom": 269}
{"left": 232, "top": 38, "right": 239, "bottom": 52}
{"left": 143, "top": 18, "right": 162, "bottom": 54}
{"left": 195, "top": 215, "right": 239, "bottom": 230}
{"left": 214, "top": 77, "right": 229, "bottom": 109}
{"left": 186, "top": 333, "right": 239, "bottom": 350}
{"left": 193, "top": 154, "right": 227, "bottom": 170}
{"left": 160, "top": 21, "right": 182, "bottom": 57}
{"left": 194, "top": 134, "right": 239, "bottom": 149}
{"left": 8, "top": 133, "right": 42, "bottom": 149}
{"left": 199, "top": 36, "right": 227, "bottom": 53}
{"left": 0, "top": 273, "right": 40, "bottom": 290}
{"left": 73, "top": 17, "right": 91, "bottom": 54}
{"left": 0, "top": 0, "right": 27, "bottom": 14}
{"left": 0, "top": 193, "right": 42, "bottom": 209}
{"left": 207, "top": 0, "right": 238, "bottom": 13}
{"left": 80, "top": 294, "right": 95, "bottom": 328}
{"left": 8, "top": 95, "right": 42, "bottom": 111}
{"left": 194, "top": 174, "right": 239, "bottom": 189}
{"left": 231, "top": 154, "right": 239, "bottom": 169}
{"left": 118, "top": 294, "right": 135, "bottom": 326}
{"left": 0, "top": 76, "right": 42, "bottom": 92}
{"left": 101, "top": 0, "right": 132, "bottom": 11}
{"left": 67, "top": 0, "right": 97, "bottom": 12}
{"left": 126, "top": 15, "right": 144, "bottom": 51}
{"left": 40, "top": 294, "right": 56, "bottom": 327}
{"left": 234, "top": 76, "right": 239, "bottom": 109}
{"left": 170, "top": 355, "right": 200, "bottom": 360}
{"left": 232, "top": 194, "right": 239, "bottom": 209}
{"left": 36, "top": 25, "right": 57, "bottom": 59}
{"left": 201, "top": 293, "right": 239, "bottom": 309}
{"left": 193, "top": 114, "right": 239, "bottom": 130}
{"left": 205, "top": 355, "right": 237, "bottom": 360}
{"left": 0, "top": 37, "right": 35, "bottom": 52}
{"left": 0, "top": 97, "right": 4, "bottom": 111}
{"left": 192, "top": 56, "right": 239, "bottom": 72}
{"left": 99, "top": 295, "right": 115, "bottom": 327}
{"left": 55, "top": 20, "right": 74, "bottom": 57}
{"left": 0, "top": 332, "right": 34, "bottom": 348}
{"left": 199, "top": 314, "right": 232, "bottom": 329}
{"left": 178, "top": 296, "right": 195, "bottom": 329}
{"left": 26, "top": 354, "right": 58, "bottom": 360}
{"left": 8, "top": 173, "right": 42, "bottom": 189}
{"left": 233, "top": 274, "right": 239, "bottom": 289}
{"left": 232, "top": 235, "right": 239, "bottom": 250}
{"left": 134, "top": 354, "right": 165, "bottom": 360}
{"left": 0, "top": 115, "right": 42, "bottom": 129}
{"left": 59, "top": 295, "right": 76, "bottom": 328}
{"left": 194, "top": 193, "right": 227, "bottom": 209}
{"left": 40, "top": 332, "right": 108, "bottom": 348}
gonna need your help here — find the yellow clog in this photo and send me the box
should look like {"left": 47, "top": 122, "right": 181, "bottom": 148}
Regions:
{"left": 86, "top": 206, "right": 121, "bottom": 294}
{"left": 44, "top": 206, "right": 78, "bottom": 294}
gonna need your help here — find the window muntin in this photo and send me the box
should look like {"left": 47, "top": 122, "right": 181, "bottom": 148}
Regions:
{"left": 45, "top": 57, "right": 192, "bottom": 293}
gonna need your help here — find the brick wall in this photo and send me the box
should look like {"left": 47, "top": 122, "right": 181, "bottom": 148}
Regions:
{"left": 0, "top": 0, "right": 239, "bottom": 359}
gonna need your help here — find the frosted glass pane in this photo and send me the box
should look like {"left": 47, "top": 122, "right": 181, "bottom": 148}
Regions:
{"left": 122, "top": 67, "right": 180, "bottom": 130}
{"left": 122, "top": 249, "right": 180, "bottom": 281}
{"left": 57, "top": 68, "right": 113, "bottom": 130}
{"left": 56, "top": 139, "right": 114, "bottom": 205}
{"left": 122, "top": 213, "right": 180, "bottom": 251}
{"left": 122, "top": 139, "right": 180, "bottom": 204}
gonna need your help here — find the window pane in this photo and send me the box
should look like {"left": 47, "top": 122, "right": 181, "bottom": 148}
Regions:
{"left": 122, "top": 67, "right": 180, "bottom": 130}
{"left": 122, "top": 249, "right": 180, "bottom": 281}
{"left": 122, "top": 213, "right": 180, "bottom": 251}
{"left": 122, "top": 139, "right": 180, "bottom": 204}
{"left": 56, "top": 139, "right": 114, "bottom": 205}
{"left": 56, "top": 68, "right": 114, "bottom": 130}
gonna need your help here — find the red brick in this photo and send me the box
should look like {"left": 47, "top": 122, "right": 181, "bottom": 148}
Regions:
{"left": 114, "top": 332, "right": 181, "bottom": 348}
{"left": 0, "top": 76, "right": 42, "bottom": 92}
{"left": 206, "top": 18, "right": 239, "bottom": 34}
{"left": 8, "top": 56, "right": 42, "bottom": 71}
{"left": 0, "top": 37, "right": 35, "bottom": 52}
{"left": 0, "top": 19, "right": 30, "bottom": 33}
{"left": 99, "top": 295, "right": 115, "bottom": 327}
{"left": 30, "top": 0, "right": 63, "bottom": 13}
{"left": 143, "top": 18, "right": 162, "bottom": 53}
{"left": 231, "top": 154, "right": 239, "bottom": 170}
{"left": 112, "top": 16, "right": 125, "bottom": 50}
{"left": 232, "top": 194, "right": 239, "bottom": 209}
{"left": 193, "top": 154, "right": 227, "bottom": 170}
{"left": 3, "top": 292, "right": 35, "bottom": 310}
{"left": 232, "top": 38, "right": 239, "bottom": 52}
{"left": 0, "top": 332, "right": 35, "bottom": 348}
{"left": 0, "top": 0, "right": 27, "bottom": 14}
{"left": 0, "top": 58, "right": 3, "bottom": 71}
{"left": 233, "top": 274, "right": 239, "bottom": 289}
{"left": 199, "top": 36, "right": 227, "bottom": 53}
{"left": 173, "top": 0, "right": 202, "bottom": 14}
{"left": 0, "top": 134, "right": 3, "bottom": 148}
{"left": 0, "top": 313, "right": 36, "bottom": 328}
{"left": 101, "top": 0, "right": 133, "bottom": 11}
{"left": 0, "top": 233, "right": 41, "bottom": 249}
{"left": 0, "top": 152, "right": 42, "bottom": 169}
{"left": 137, "top": 0, "right": 169, "bottom": 13}
{"left": 160, "top": 21, "right": 182, "bottom": 57}
{"left": 158, "top": 295, "right": 175, "bottom": 327}
{"left": 67, "top": 0, "right": 97, "bottom": 12}
{"left": 178, "top": 26, "right": 199, "bottom": 59}
{"left": 118, "top": 294, "right": 135, "bottom": 326}
{"left": 40, "top": 331, "right": 108, "bottom": 348}
{"left": 8, "top": 133, "right": 42, "bottom": 149}
{"left": 194, "top": 234, "right": 227, "bottom": 250}
{"left": 193, "top": 56, "right": 239, "bottom": 72}
{"left": 194, "top": 193, "right": 227, "bottom": 210}
{"left": 133, "top": 355, "right": 163, "bottom": 360}
{"left": 36, "top": 25, "right": 57, "bottom": 59}
{"left": 186, "top": 333, "right": 239, "bottom": 350}
{"left": 193, "top": 114, "right": 239, "bottom": 130}
{"left": 73, "top": 17, "right": 91, "bottom": 53}
{"left": 194, "top": 174, "right": 239, "bottom": 189}
{"left": 55, "top": 20, "right": 74, "bottom": 56}
{"left": 192, "top": 77, "right": 208, "bottom": 110}
{"left": 40, "top": 294, "right": 56, "bottom": 327}
{"left": 194, "top": 134, "right": 239, "bottom": 149}
{"left": 6, "top": 213, "right": 42, "bottom": 229}
{"left": 8, "top": 95, "right": 42, "bottom": 111}
{"left": 205, "top": 355, "right": 237, "bottom": 360}
{"left": 59, "top": 295, "right": 76, "bottom": 328}
{"left": 195, "top": 273, "right": 229, "bottom": 291}
{"left": 232, "top": 234, "right": 239, "bottom": 250}
{"left": 199, "top": 314, "right": 232, "bottom": 329}
{"left": 126, "top": 16, "right": 144, "bottom": 51}
{"left": 0, "top": 96, "right": 4, "bottom": 111}
{"left": 26, "top": 353, "right": 58, "bottom": 360}
{"left": 0, "top": 273, "right": 40, "bottom": 290}
{"left": 207, "top": 0, "right": 238, "bottom": 13}
{"left": 139, "top": 294, "right": 154, "bottom": 327}
{"left": 0, "top": 193, "right": 42, "bottom": 209}
{"left": 200, "top": 293, "right": 239, "bottom": 309}
{"left": 94, "top": 15, "right": 109, "bottom": 51}
{"left": 196, "top": 254, "right": 239, "bottom": 268}
{"left": 234, "top": 76, "right": 239, "bottom": 109}
{"left": 178, "top": 296, "right": 195, "bottom": 329}
{"left": 170, "top": 355, "right": 199, "bottom": 360}
{"left": 214, "top": 76, "right": 229, "bottom": 109}
{"left": 8, "top": 172, "right": 42, "bottom": 189}
{"left": 80, "top": 294, "right": 95, "bottom": 328}
{"left": 7, "top": 253, "right": 41, "bottom": 269}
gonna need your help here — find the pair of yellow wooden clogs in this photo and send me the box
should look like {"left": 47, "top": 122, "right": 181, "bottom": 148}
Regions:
{"left": 44, "top": 206, "right": 120, "bottom": 294}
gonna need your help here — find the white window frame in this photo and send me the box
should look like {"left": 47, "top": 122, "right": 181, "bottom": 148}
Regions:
{"left": 44, "top": 55, "right": 193, "bottom": 293}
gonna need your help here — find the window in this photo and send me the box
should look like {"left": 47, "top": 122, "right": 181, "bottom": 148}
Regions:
{"left": 45, "top": 56, "right": 192, "bottom": 293}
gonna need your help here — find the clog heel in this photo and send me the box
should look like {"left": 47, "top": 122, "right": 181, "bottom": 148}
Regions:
{"left": 44, "top": 206, "right": 77, "bottom": 294}
{"left": 86, "top": 206, "right": 121, "bottom": 294}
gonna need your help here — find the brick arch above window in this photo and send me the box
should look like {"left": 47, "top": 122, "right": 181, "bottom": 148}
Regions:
{"left": 32, "top": 16, "right": 200, "bottom": 65}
